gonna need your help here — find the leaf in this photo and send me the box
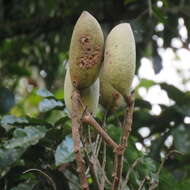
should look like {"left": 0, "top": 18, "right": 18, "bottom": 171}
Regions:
{"left": 6, "top": 64, "right": 30, "bottom": 77}
{"left": 153, "top": 54, "right": 163, "bottom": 74}
{"left": 36, "top": 89, "right": 54, "bottom": 98}
{"left": 137, "top": 157, "right": 157, "bottom": 178}
{"left": 160, "top": 83, "right": 189, "bottom": 105}
{"left": 55, "top": 135, "right": 74, "bottom": 166}
{"left": 0, "top": 148, "right": 25, "bottom": 176}
{"left": 136, "top": 79, "right": 155, "bottom": 89}
{"left": 176, "top": 179, "right": 190, "bottom": 190}
{"left": 0, "top": 87, "right": 15, "bottom": 114}
{"left": 159, "top": 168, "right": 178, "bottom": 190}
{"left": 135, "top": 98, "right": 152, "bottom": 110}
{"left": 1, "top": 115, "right": 28, "bottom": 131}
{"left": 175, "top": 105, "right": 190, "bottom": 117}
{"left": 0, "top": 125, "right": 48, "bottom": 176}
{"left": 4, "top": 126, "right": 48, "bottom": 149}
{"left": 152, "top": 6, "right": 167, "bottom": 24}
{"left": 172, "top": 125, "right": 190, "bottom": 154}
{"left": 38, "top": 98, "right": 64, "bottom": 112}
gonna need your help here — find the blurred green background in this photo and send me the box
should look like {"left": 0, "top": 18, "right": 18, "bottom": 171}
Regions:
{"left": 0, "top": 0, "right": 190, "bottom": 189}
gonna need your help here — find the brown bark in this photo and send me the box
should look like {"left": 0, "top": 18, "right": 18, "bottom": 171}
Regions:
{"left": 71, "top": 89, "right": 89, "bottom": 190}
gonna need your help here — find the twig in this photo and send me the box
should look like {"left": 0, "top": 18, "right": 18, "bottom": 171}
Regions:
{"left": 100, "top": 142, "right": 107, "bottom": 189}
{"left": 148, "top": 150, "right": 183, "bottom": 190}
{"left": 82, "top": 112, "right": 118, "bottom": 150}
{"left": 83, "top": 143, "right": 101, "bottom": 190}
{"left": 138, "top": 177, "right": 147, "bottom": 190}
{"left": 93, "top": 155, "right": 112, "bottom": 186}
{"left": 22, "top": 168, "right": 56, "bottom": 190}
{"left": 157, "top": 150, "right": 182, "bottom": 176}
{"left": 71, "top": 89, "right": 89, "bottom": 190}
{"left": 88, "top": 158, "right": 101, "bottom": 189}
{"left": 111, "top": 93, "right": 135, "bottom": 190}
{"left": 121, "top": 157, "right": 142, "bottom": 190}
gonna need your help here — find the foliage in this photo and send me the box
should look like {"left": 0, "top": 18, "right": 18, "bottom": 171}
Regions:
{"left": 0, "top": 0, "right": 190, "bottom": 189}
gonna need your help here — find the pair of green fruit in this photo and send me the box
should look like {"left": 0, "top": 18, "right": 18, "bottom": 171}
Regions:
{"left": 64, "top": 11, "right": 136, "bottom": 116}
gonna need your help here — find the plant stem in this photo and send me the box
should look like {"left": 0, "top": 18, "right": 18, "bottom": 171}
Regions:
{"left": 82, "top": 113, "right": 118, "bottom": 150}
{"left": 71, "top": 89, "right": 89, "bottom": 190}
{"left": 111, "top": 94, "right": 135, "bottom": 190}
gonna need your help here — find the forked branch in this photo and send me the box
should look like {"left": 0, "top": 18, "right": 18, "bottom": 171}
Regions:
{"left": 82, "top": 112, "right": 118, "bottom": 150}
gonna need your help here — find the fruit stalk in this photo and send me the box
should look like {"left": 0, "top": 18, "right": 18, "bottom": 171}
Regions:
{"left": 71, "top": 89, "right": 89, "bottom": 190}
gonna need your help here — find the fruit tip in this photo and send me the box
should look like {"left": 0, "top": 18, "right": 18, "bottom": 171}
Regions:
{"left": 81, "top": 10, "right": 90, "bottom": 16}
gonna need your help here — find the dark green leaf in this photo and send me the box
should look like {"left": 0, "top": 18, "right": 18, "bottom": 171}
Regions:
{"left": 0, "top": 148, "right": 25, "bottom": 176}
{"left": 4, "top": 126, "right": 48, "bottom": 149}
{"left": 172, "top": 125, "right": 190, "bottom": 154}
{"left": 1, "top": 115, "right": 28, "bottom": 131}
{"left": 0, "top": 87, "right": 15, "bottom": 114}
{"left": 152, "top": 6, "right": 167, "bottom": 24}
{"left": 135, "top": 98, "right": 152, "bottom": 110}
{"left": 160, "top": 83, "right": 190, "bottom": 105}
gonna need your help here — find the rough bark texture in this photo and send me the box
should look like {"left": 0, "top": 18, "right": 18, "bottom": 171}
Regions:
{"left": 71, "top": 89, "right": 89, "bottom": 190}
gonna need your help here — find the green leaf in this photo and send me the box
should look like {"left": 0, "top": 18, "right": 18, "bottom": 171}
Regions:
{"left": 152, "top": 6, "right": 167, "bottom": 24}
{"left": 55, "top": 135, "right": 74, "bottom": 166}
{"left": 136, "top": 79, "right": 155, "bottom": 89}
{"left": 4, "top": 126, "right": 48, "bottom": 149}
{"left": 1, "top": 115, "right": 28, "bottom": 131}
{"left": 39, "top": 98, "right": 64, "bottom": 112}
{"left": 160, "top": 83, "right": 190, "bottom": 105}
{"left": 172, "top": 125, "right": 190, "bottom": 154}
{"left": 137, "top": 157, "right": 157, "bottom": 178}
{"left": 0, "top": 147, "right": 25, "bottom": 176}
{"left": 36, "top": 89, "right": 54, "bottom": 98}
{"left": 176, "top": 179, "right": 190, "bottom": 190}
{"left": 135, "top": 98, "right": 152, "bottom": 110}
{"left": 158, "top": 168, "right": 178, "bottom": 190}
{"left": 0, "top": 87, "right": 15, "bottom": 114}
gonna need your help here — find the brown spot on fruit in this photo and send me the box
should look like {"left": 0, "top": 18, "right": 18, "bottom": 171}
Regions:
{"left": 80, "top": 35, "right": 90, "bottom": 45}
{"left": 69, "top": 11, "right": 104, "bottom": 89}
{"left": 113, "top": 92, "right": 120, "bottom": 101}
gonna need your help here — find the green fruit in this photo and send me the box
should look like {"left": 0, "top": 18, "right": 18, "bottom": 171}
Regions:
{"left": 102, "top": 23, "right": 136, "bottom": 97}
{"left": 99, "top": 70, "right": 126, "bottom": 111}
{"left": 69, "top": 11, "right": 104, "bottom": 89}
{"left": 64, "top": 68, "right": 100, "bottom": 117}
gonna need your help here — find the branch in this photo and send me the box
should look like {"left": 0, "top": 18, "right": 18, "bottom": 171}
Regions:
{"left": 121, "top": 157, "right": 142, "bottom": 190}
{"left": 82, "top": 113, "right": 118, "bottom": 150}
{"left": 111, "top": 93, "right": 135, "bottom": 190}
{"left": 71, "top": 89, "right": 89, "bottom": 190}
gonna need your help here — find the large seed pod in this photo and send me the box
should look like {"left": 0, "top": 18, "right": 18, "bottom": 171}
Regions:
{"left": 69, "top": 11, "right": 104, "bottom": 89}
{"left": 64, "top": 68, "right": 99, "bottom": 117}
{"left": 100, "top": 70, "right": 126, "bottom": 111}
{"left": 103, "top": 23, "right": 136, "bottom": 97}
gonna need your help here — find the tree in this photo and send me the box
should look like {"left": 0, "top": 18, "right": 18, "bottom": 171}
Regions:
{"left": 0, "top": 0, "right": 190, "bottom": 189}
